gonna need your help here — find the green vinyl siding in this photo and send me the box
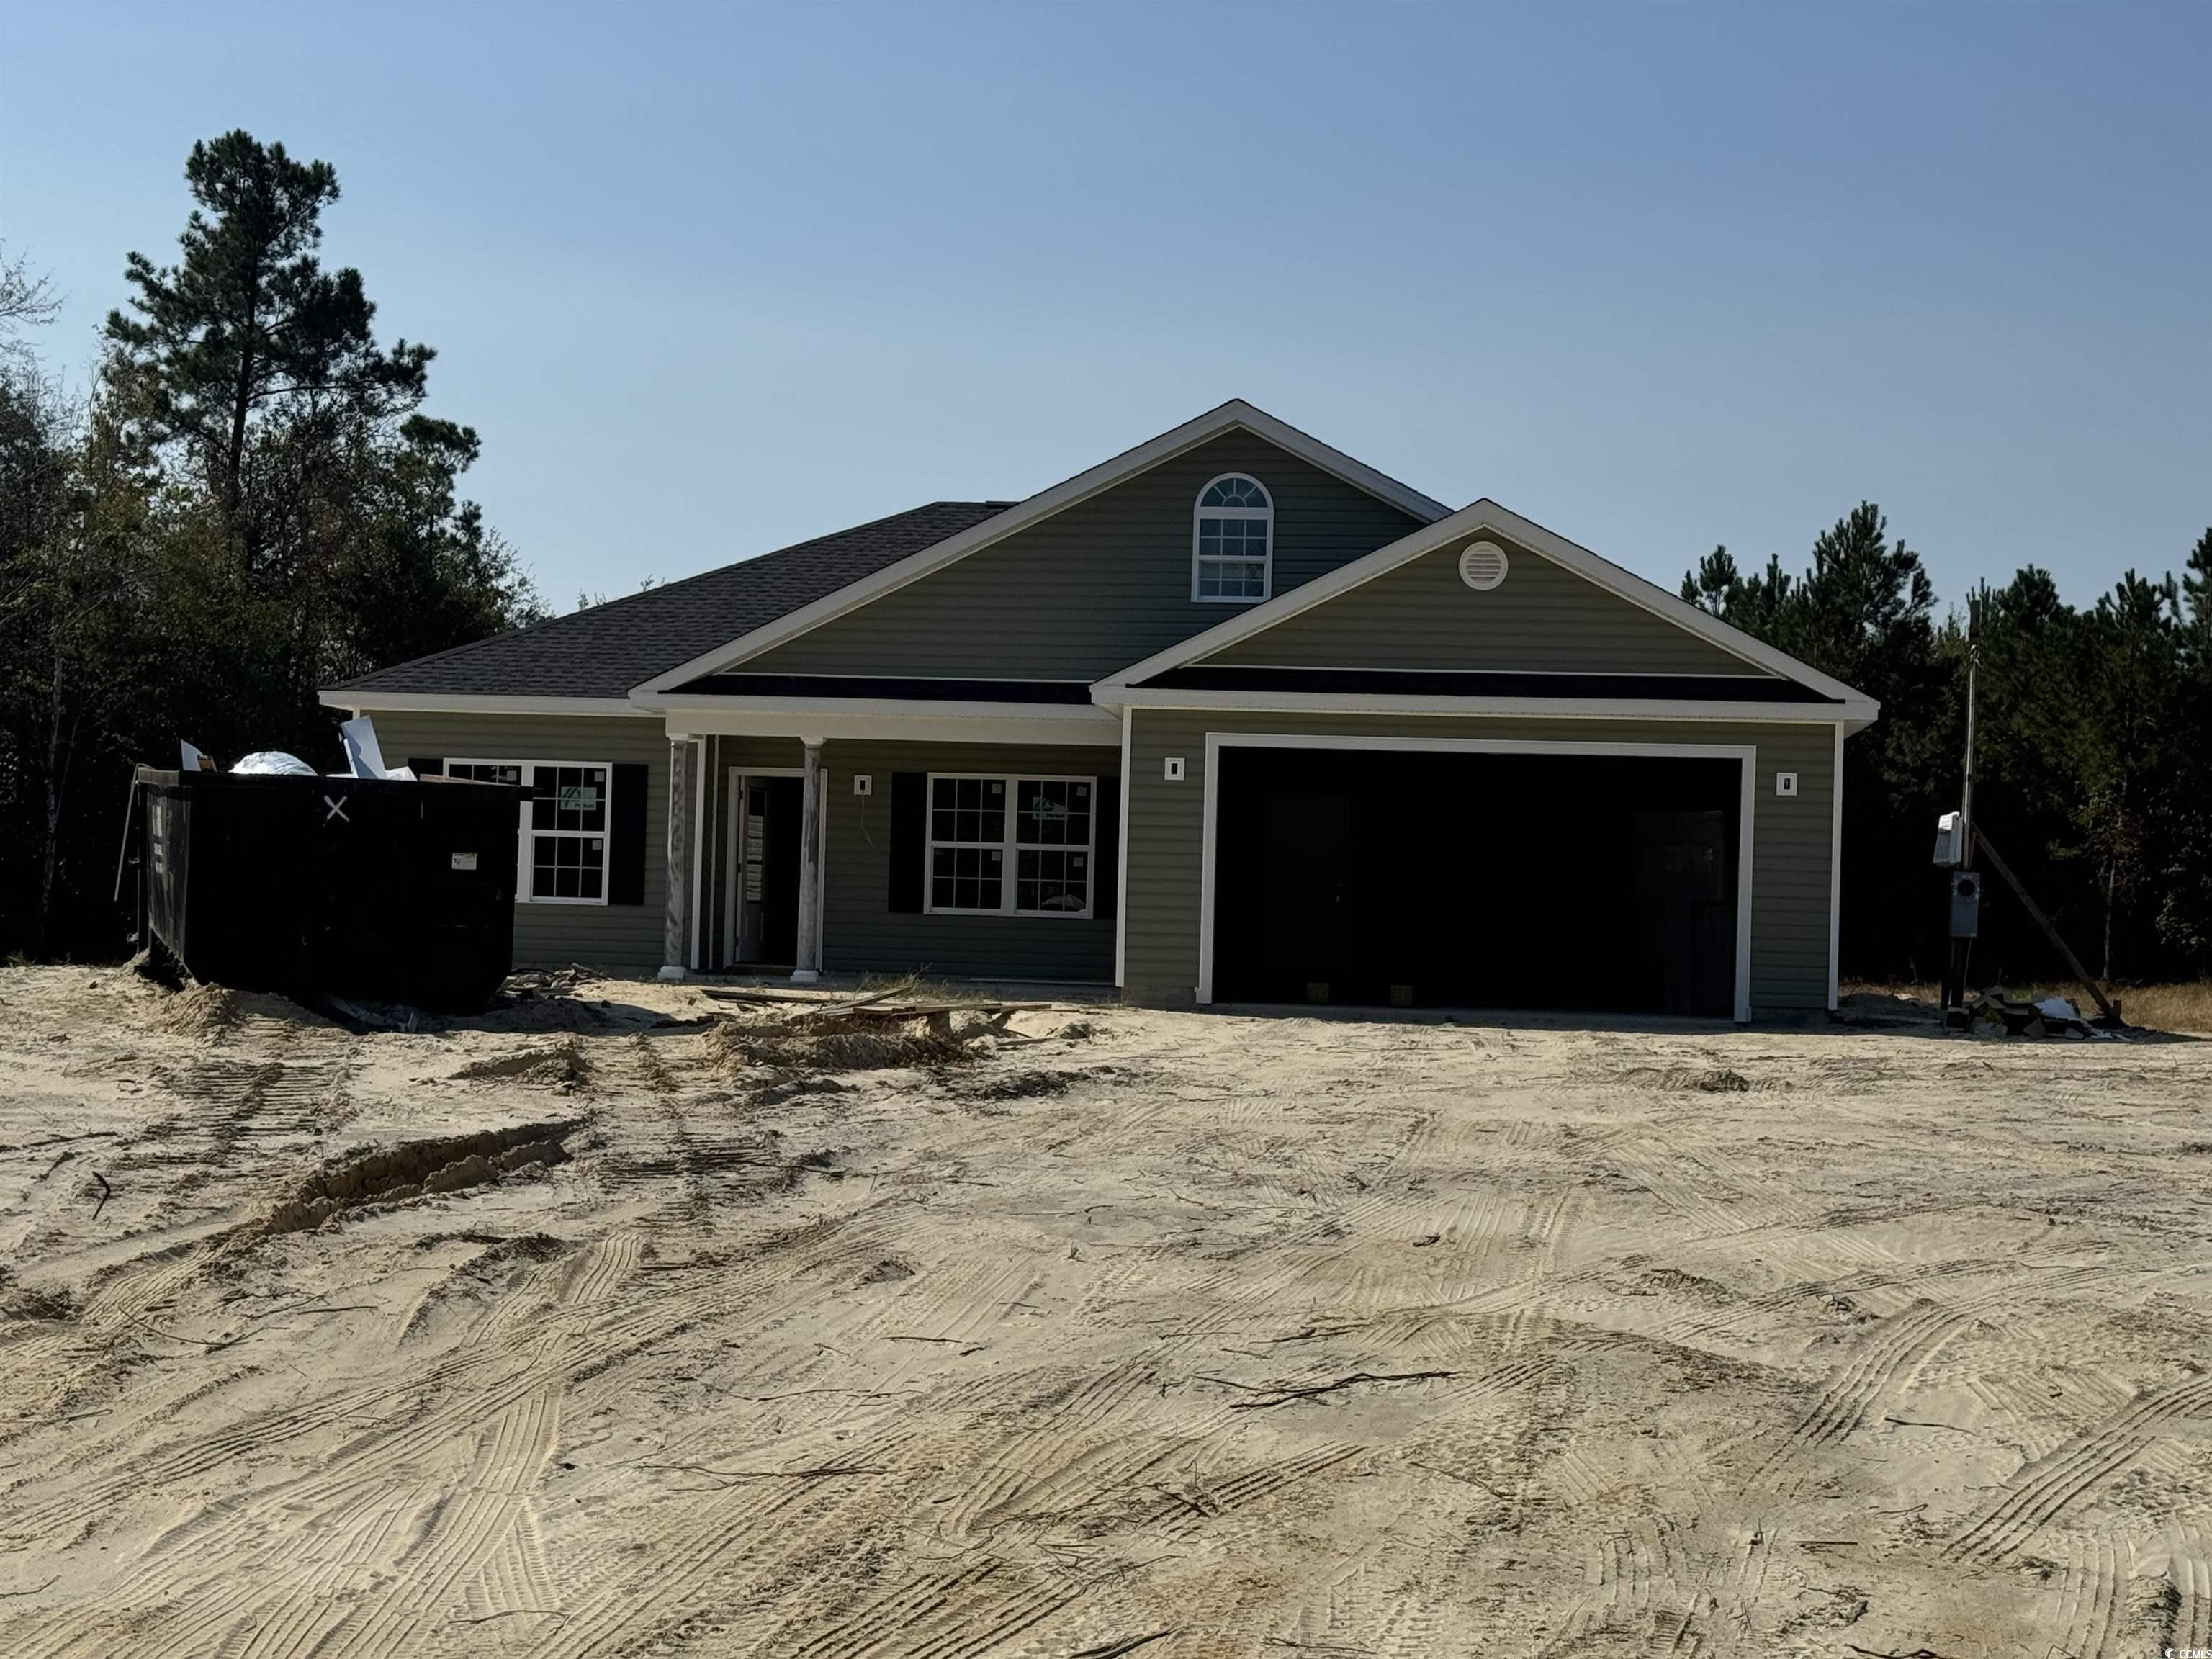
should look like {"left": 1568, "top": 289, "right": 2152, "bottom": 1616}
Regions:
{"left": 740, "top": 431, "right": 1427, "bottom": 682}
{"left": 1120, "top": 709, "right": 1840, "bottom": 1015}
{"left": 1205, "top": 536, "right": 1771, "bottom": 675}
{"left": 356, "top": 710, "right": 673, "bottom": 971}
{"left": 817, "top": 740, "right": 1118, "bottom": 982}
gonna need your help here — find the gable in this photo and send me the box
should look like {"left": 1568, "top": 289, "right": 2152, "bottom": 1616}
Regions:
{"left": 733, "top": 431, "right": 1428, "bottom": 683}
{"left": 1198, "top": 532, "right": 1772, "bottom": 677}
{"left": 328, "top": 501, "right": 1008, "bottom": 704}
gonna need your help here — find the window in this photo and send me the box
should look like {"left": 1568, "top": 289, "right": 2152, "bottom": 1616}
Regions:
{"left": 928, "top": 775, "right": 1005, "bottom": 913}
{"left": 927, "top": 773, "right": 1094, "bottom": 917}
{"left": 1192, "top": 473, "right": 1272, "bottom": 602}
{"left": 448, "top": 758, "right": 613, "bottom": 905}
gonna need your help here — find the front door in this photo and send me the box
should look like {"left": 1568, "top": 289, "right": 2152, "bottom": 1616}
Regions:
{"left": 728, "top": 775, "right": 802, "bottom": 966}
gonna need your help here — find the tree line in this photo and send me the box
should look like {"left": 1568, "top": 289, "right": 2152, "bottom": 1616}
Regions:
{"left": 4, "top": 130, "right": 2207, "bottom": 984}
{"left": 0, "top": 132, "right": 543, "bottom": 958}
{"left": 1683, "top": 510, "right": 2212, "bottom": 986}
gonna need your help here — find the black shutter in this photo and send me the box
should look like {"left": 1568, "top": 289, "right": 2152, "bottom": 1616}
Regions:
{"left": 889, "top": 772, "right": 926, "bottom": 913}
{"left": 609, "top": 762, "right": 648, "bottom": 905}
{"left": 1092, "top": 775, "right": 1120, "bottom": 920}
{"left": 408, "top": 757, "right": 444, "bottom": 776}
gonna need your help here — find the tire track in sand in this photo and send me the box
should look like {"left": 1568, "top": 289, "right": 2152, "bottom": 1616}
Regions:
{"left": 40, "top": 1234, "right": 643, "bottom": 1659}
{"left": 1945, "top": 1372, "right": 2212, "bottom": 1565}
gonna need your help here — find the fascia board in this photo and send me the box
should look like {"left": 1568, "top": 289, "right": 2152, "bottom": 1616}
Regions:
{"left": 652, "top": 693, "right": 1118, "bottom": 724}
{"left": 316, "top": 691, "right": 647, "bottom": 718}
{"left": 1100, "top": 687, "right": 1879, "bottom": 724}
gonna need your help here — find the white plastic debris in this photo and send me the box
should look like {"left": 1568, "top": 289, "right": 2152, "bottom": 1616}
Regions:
{"left": 338, "top": 716, "right": 388, "bottom": 779}
{"left": 329, "top": 715, "right": 415, "bottom": 781}
{"left": 231, "top": 752, "right": 315, "bottom": 776}
{"left": 2036, "top": 997, "right": 2082, "bottom": 1022}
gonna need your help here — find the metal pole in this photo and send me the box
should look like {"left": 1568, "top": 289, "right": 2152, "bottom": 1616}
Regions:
{"left": 1944, "top": 595, "right": 1982, "bottom": 1019}
{"left": 1960, "top": 598, "right": 1979, "bottom": 871}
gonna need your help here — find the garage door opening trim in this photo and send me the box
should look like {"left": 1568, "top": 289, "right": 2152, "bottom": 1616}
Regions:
{"left": 1195, "top": 732, "right": 1758, "bottom": 1022}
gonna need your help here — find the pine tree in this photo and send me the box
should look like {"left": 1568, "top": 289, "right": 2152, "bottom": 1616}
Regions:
{"left": 104, "top": 131, "right": 431, "bottom": 569}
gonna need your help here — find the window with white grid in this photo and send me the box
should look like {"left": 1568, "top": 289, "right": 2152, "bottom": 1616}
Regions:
{"left": 447, "top": 759, "right": 611, "bottom": 905}
{"left": 1192, "top": 473, "right": 1272, "bottom": 602}
{"left": 926, "top": 774, "right": 1094, "bottom": 918}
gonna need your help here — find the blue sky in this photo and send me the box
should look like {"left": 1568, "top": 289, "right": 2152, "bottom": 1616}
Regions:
{"left": 3, "top": 3, "right": 2206, "bottom": 613}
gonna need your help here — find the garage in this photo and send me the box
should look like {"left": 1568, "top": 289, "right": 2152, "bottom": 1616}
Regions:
{"left": 1209, "top": 743, "right": 1745, "bottom": 1016}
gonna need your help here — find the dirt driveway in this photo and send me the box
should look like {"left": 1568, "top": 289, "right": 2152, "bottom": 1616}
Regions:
{"left": 1, "top": 966, "right": 2208, "bottom": 1658}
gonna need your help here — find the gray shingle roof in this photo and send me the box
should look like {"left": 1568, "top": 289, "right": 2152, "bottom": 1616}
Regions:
{"left": 330, "top": 500, "right": 1012, "bottom": 701}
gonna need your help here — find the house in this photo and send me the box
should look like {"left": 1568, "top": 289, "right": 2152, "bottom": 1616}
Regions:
{"left": 324, "top": 401, "right": 1876, "bottom": 1020}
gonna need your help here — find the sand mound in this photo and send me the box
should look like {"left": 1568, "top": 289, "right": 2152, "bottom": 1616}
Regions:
{"left": 155, "top": 982, "right": 331, "bottom": 1038}
{"left": 262, "top": 1120, "right": 580, "bottom": 1236}
{"left": 451, "top": 1038, "right": 588, "bottom": 1089}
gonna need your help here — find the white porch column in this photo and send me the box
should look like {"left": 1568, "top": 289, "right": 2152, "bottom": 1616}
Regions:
{"left": 659, "top": 737, "right": 690, "bottom": 981}
{"left": 791, "top": 738, "right": 824, "bottom": 982}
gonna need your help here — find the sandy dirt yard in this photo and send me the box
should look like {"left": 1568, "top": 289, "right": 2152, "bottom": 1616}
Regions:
{"left": 1, "top": 966, "right": 2208, "bottom": 1659}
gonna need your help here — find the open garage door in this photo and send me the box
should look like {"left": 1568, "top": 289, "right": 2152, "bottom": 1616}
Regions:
{"left": 1210, "top": 745, "right": 1744, "bottom": 1016}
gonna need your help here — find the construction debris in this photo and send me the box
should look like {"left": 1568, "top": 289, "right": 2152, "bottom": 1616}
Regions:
{"left": 708, "top": 1000, "right": 1020, "bottom": 1074}
{"left": 1953, "top": 985, "right": 2115, "bottom": 1039}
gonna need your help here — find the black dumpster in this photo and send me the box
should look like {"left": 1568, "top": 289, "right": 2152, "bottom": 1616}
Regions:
{"left": 135, "top": 766, "right": 529, "bottom": 1011}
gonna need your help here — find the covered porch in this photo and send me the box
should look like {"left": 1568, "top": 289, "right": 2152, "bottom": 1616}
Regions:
{"left": 653, "top": 685, "right": 1124, "bottom": 987}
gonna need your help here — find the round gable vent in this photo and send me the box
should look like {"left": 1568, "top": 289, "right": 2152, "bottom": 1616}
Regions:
{"left": 1458, "top": 540, "right": 1509, "bottom": 591}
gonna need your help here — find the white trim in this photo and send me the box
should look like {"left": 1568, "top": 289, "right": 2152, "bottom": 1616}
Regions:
{"left": 670, "top": 673, "right": 1096, "bottom": 686}
{"left": 1735, "top": 753, "right": 1757, "bottom": 1025}
{"left": 1190, "top": 472, "right": 1274, "bottom": 604}
{"left": 1102, "top": 687, "right": 1874, "bottom": 725}
{"left": 1114, "top": 706, "right": 1133, "bottom": 990}
{"left": 448, "top": 755, "right": 616, "bottom": 907}
{"left": 657, "top": 699, "right": 1121, "bottom": 747}
{"left": 1196, "top": 665, "right": 1809, "bottom": 680}
{"left": 629, "top": 400, "right": 1451, "bottom": 697}
{"left": 721, "top": 765, "right": 807, "bottom": 966}
{"left": 1094, "top": 499, "right": 1878, "bottom": 718}
{"left": 318, "top": 691, "right": 642, "bottom": 719}
{"left": 922, "top": 772, "right": 1100, "bottom": 921}
{"left": 1828, "top": 720, "right": 1845, "bottom": 1012}
{"left": 1193, "top": 732, "right": 1758, "bottom": 1023}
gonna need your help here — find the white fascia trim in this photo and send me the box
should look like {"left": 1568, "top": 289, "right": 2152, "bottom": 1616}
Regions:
{"left": 1094, "top": 499, "right": 1878, "bottom": 716}
{"left": 1192, "top": 730, "right": 1758, "bottom": 1023}
{"left": 1100, "top": 688, "right": 1876, "bottom": 725}
{"left": 628, "top": 400, "right": 1452, "bottom": 698}
{"left": 655, "top": 698, "right": 1122, "bottom": 747}
{"left": 318, "top": 691, "right": 646, "bottom": 719}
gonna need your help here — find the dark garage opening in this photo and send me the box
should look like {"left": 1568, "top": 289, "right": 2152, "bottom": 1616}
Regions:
{"left": 1211, "top": 747, "right": 1743, "bottom": 1016}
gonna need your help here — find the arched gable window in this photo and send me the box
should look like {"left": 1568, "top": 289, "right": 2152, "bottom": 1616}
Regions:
{"left": 1192, "top": 475, "right": 1273, "bottom": 602}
